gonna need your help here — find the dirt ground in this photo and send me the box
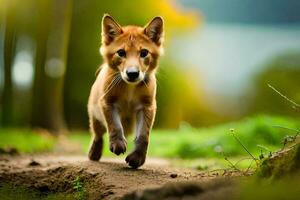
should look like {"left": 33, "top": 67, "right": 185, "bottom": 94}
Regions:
{"left": 0, "top": 154, "right": 246, "bottom": 200}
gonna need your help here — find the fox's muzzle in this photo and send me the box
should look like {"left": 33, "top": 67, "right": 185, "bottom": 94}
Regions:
{"left": 126, "top": 67, "right": 140, "bottom": 82}
{"left": 122, "top": 66, "right": 144, "bottom": 84}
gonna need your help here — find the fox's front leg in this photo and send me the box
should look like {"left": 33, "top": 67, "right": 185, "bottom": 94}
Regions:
{"left": 126, "top": 105, "right": 156, "bottom": 168}
{"left": 101, "top": 102, "right": 127, "bottom": 155}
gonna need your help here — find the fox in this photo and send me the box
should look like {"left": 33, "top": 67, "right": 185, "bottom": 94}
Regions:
{"left": 87, "top": 14, "right": 164, "bottom": 168}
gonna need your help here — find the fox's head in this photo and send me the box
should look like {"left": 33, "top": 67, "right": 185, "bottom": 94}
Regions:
{"left": 100, "top": 14, "right": 164, "bottom": 84}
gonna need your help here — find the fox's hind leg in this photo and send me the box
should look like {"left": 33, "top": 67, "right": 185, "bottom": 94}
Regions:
{"left": 88, "top": 116, "right": 106, "bottom": 161}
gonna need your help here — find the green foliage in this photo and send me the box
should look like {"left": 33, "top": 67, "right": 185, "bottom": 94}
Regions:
{"left": 158, "top": 115, "right": 299, "bottom": 158}
{"left": 70, "top": 115, "right": 300, "bottom": 159}
{"left": 1, "top": 115, "right": 299, "bottom": 162}
{"left": 0, "top": 129, "right": 56, "bottom": 153}
{"left": 0, "top": 183, "right": 37, "bottom": 200}
{"left": 0, "top": 183, "right": 75, "bottom": 200}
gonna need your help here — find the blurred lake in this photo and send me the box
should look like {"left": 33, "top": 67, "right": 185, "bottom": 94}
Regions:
{"left": 169, "top": 23, "right": 300, "bottom": 115}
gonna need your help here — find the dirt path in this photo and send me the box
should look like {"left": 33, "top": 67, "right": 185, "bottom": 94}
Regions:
{"left": 0, "top": 154, "right": 241, "bottom": 199}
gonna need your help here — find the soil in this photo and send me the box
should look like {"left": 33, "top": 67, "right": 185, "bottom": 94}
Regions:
{"left": 0, "top": 154, "right": 245, "bottom": 200}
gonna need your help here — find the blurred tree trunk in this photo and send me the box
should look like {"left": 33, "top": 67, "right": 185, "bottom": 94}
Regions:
{"left": 1, "top": 0, "right": 16, "bottom": 127}
{"left": 31, "top": 0, "right": 72, "bottom": 133}
{"left": 31, "top": 0, "right": 51, "bottom": 131}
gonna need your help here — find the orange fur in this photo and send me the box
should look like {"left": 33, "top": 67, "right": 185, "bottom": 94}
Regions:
{"left": 88, "top": 14, "right": 164, "bottom": 168}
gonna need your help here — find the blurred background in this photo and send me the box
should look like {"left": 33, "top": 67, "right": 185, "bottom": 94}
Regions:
{"left": 0, "top": 0, "right": 299, "bottom": 167}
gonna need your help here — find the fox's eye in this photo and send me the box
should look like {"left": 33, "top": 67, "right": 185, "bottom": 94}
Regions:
{"left": 140, "top": 49, "right": 149, "bottom": 58}
{"left": 117, "top": 49, "right": 126, "bottom": 57}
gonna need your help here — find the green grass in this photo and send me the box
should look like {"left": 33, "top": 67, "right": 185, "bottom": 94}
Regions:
{"left": 0, "top": 129, "right": 56, "bottom": 153}
{"left": 0, "top": 115, "right": 299, "bottom": 161}
{"left": 0, "top": 183, "right": 80, "bottom": 200}
{"left": 70, "top": 115, "right": 300, "bottom": 160}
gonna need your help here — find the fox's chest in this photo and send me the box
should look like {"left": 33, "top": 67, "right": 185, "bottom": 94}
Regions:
{"left": 111, "top": 86, "right": 140, "bottom": 111}
{"left": 103, "top": 80, "right": 154, "bottom": 113}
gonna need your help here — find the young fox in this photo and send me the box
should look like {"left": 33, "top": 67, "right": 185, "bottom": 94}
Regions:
{"left": 88, "top": 14, "right": 164, "bottom": 168}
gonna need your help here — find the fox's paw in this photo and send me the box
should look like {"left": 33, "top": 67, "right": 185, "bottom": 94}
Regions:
{"left": 88, "top": 138, "right": 103, "bottom": 161}
{"left": 125, "top": 151, "right": 146, "bottom": 169}
{"left": 109, "top": 137, "right": 127, "bottom": 155}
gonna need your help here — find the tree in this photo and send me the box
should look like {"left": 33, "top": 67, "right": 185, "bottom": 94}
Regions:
{"left": 31, "top": 0, "right": 73, "bottom": 133}
{"left": 1, "top": 0, "right": 16, "bottom": 126}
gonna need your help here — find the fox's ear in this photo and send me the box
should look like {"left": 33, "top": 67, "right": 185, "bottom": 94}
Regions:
{"left": 144, "top": 16, "right": 164, "bottom": 45}
{"left": 101, "top": 14, "right": 122, "bottom": 45}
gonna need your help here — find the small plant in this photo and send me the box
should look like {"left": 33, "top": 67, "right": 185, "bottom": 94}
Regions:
{"left": 268, "top": 84, "right": 300, "bottom": 112}
{"left": 256, "top": 84, "right": 300, "bottom": 179}
{"left": 268, "top": 84, "right": 300, "bottom": 150}
{"left": 219, "top": 84, "right": 300, "bottom": 176}
{"left": 222, "top": 128, "right": 260, "bottom": 174}
{"left": 215, "top": 128, "right": 257, "bottom": 175}
{"left": 73, "top": 176, "right": 83, "bottom": 191}
{"left": 229, "top": 128, "right": 258, "bottom": 163}
{"left": 257, "top": 145, "right": 272, "bottom": 159}
{"left": 271, "top": 125, "right": 300, "bottom": 150}
{"left": 72, "top": 176, "right": 86, "bottom": 200}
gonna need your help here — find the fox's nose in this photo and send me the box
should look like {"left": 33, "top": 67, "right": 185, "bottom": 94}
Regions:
{"left": 126, "top": 67, "right": 140, "bottom": 81}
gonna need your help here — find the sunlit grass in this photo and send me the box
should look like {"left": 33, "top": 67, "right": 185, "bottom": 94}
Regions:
{"left": 0, "top": 115, "right": 299, "bottom": 162}
{"left": 0, "top": 129, "right": 56, "bottom": 153}
{"left": 70, "top": 115, "right": 300, "bottom": 160}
